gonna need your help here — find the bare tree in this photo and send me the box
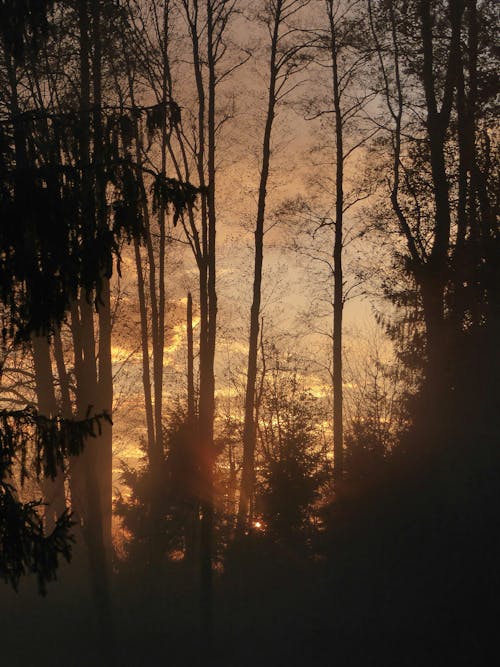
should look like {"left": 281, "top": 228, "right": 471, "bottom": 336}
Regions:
{"left": 320, "top": 0, "right": 373, "bottom": 481}
{"left": 146, "top": 0, "right": 244, "bottom": 638}
{"left": 237, "top": 0, "right": 314, "bottom": 531}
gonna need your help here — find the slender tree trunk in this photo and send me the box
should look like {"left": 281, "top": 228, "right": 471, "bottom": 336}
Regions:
{"left": 185, "top": 290, "right": 198, "bottom": 572}
{"left": 418, "top": 0, "right": 464, "bottom": 417}
{"left": 97, "top": 280, "right": 113, "bottom": 557}
{"left": 147, "top": 1, "right": 171, "bottom": 577}
{"left": 199, "top": 0, "right": 218, "bottom": 642}
{"left": 187, "top": 291, "right": 196, "bottom": 421}
{"left": 68, "top": 299, "right": 86, "bottom": 520}
{"left": 237, "top": 3, "right": 281, "bottom": 532}
{"left": 53, "top": 326, "right": 72, "bottom": 418}
{"left": 74, "top": 1, "right": 113, "bottom": 654}
{"left": 134, "top": 239, "right": 156, "bottom": 454}
{"left": 32, "top": 335, "right": 65, "bottom": 530}
{"left": 182, "top": 0, "right": 216, "bottom": 642}
{"left": 152, "top": 0, "right": 170, "bottom": 463}
{"left": 91, "top": 0, "right": 113, "bottom": 563}
{"left": 328, "top": 1, "right": 344, "bottom": 483}
{"left": 80, "top": 294, "right": 113, "bottom": 638}
{"left": 121, "top": 23, "right": 157, "bottom": 459}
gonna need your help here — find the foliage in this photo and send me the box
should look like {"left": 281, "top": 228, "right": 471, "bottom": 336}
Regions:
{"left": 0, "top": 0, "right": 202, "bottom": 595}
{"left": 255, "top": 368, "right": 328, "bottom": 543}
{"left": 0, "top": 407, "right": 111, "bottom": 592}
{"left": 0, "top": 407, "right": 111, "bottom": 482}
{"left": 151, "top": 174, "right": 201, "bottom": 227}
{"left": 114, "top": 409, "right": 198, "bottom": 568}
{"left": 0, "top": 483, "right": 73, "bottom": 595}
{"left": 363, "top": 0, "right": 499, "bottom": 450}
{"left": 0, "top": 0, "right": 54, "bottom": 61}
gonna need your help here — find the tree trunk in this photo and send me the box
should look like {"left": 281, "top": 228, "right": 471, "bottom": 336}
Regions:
{"left": 121, "top": 27, "right": 157, "bottom": 461}
{"left": 237, "top": 2, "right": 281, "bottom": 532}
{"left": 73, "top": 1, "right": 113, "bottom": 654}
{"left": 134, "top": 238, "right": 156, "bottom": 454}
{"left": 185, "top": 291, "right": 199, "bottom": 571}
{"left": 32, "top": 335, "right": 65, "bottom": 531}
{"left": 187, "top": 291, "right": 196, "bottom": 421}
{"left": 199, "top": 0, "right": 218, "bottom": 643}
{"left": 53, "top": 325, "right": 73, "bottom": 418}
{"left": 328, "top": 0, "right": 344, "bottom": 484}
{"left": 97, "top": 279, "right": 113, "bottom": 559}
{"left": 418, "top": 0, "right": 464, "bottom": 425}
{"left": 92, "top": 0, "right": 113, "bottom": 564}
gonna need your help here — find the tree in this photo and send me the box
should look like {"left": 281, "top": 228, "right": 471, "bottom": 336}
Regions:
{"left": 114, "top": 405, "right": 198, "bottom": 570}
{"left": 169, "top": 0, "right": 244, "bottom": 638}
{"left": 0, "top": 406, "right": 109, "bottom": 593}
{"left": 237, "top": 0, "right": 314, "bottom": 532}
{"left": 0, "top": 0, "right": 90, "bottom": 593}
{"left": 0, "top": 0, "right": 193, "bottom": 604}
{"left": 115, "top": 0, "right": 180, "bottom": 575}
{"left": 367, "top": 0, "right": 499, "bottom": 444}
{"left": 343, "top": 333, "right": 404, "bottom": 484}
{"left": 254, "top": 356, "right": 327, "bottom": 545}
{"left": 314, "top": 0, "right": 373, "bottom": 482}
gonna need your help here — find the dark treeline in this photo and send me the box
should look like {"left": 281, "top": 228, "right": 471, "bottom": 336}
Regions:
{"left": 0, "top": 1, "right": 498, "bottom": 666}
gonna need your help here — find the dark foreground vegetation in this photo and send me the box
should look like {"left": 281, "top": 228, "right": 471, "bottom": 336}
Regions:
{"left": 1, "top": 0, "right": 498, "bottom": 665}
{"left": 3, "top": 434, "right": 499, "bottom": 667}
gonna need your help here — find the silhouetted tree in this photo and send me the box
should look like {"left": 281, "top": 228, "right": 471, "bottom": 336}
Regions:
{"left": 367, "top": 0, "right": 499, "bottom": 444}
{"left": 238, "top": 0, "right": 314, "bottom": 532}
{"left": 0, "top": 406, "right": 109, "bottom": 593}
{"left": 0, "top": 0, "right": 193, "bottom": 603}
{"left": 114, "top": 406, "right": 198, "bottom": 569}
{"left": 254, "top": 360, "right": 327, "bottom": 545}
{"left": 311, "top": 0, "right": 374, "bottom": 482}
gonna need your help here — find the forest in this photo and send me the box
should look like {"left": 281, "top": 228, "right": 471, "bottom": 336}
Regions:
{"left": 0, "top": 1, "right": 498, "bottom": 665}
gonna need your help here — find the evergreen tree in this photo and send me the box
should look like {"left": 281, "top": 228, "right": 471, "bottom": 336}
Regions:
{"left": 255, "top": 366, "right": 327, "bottom": 545}
{"left": 0, "top": 0, "right": 196, "bottom": 593}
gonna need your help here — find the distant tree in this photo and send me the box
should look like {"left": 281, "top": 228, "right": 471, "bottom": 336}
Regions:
{"left": 114, "top": 406, "right": 198, "bottom": 569}
{"left": 309, "top": 0, "right": 374, "bottom": 483}
{"left": 344, "top": 343, "right": 404, "bottom": 485}
{"left": 254, "top": 357, "right": 327, "bottom": 545}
